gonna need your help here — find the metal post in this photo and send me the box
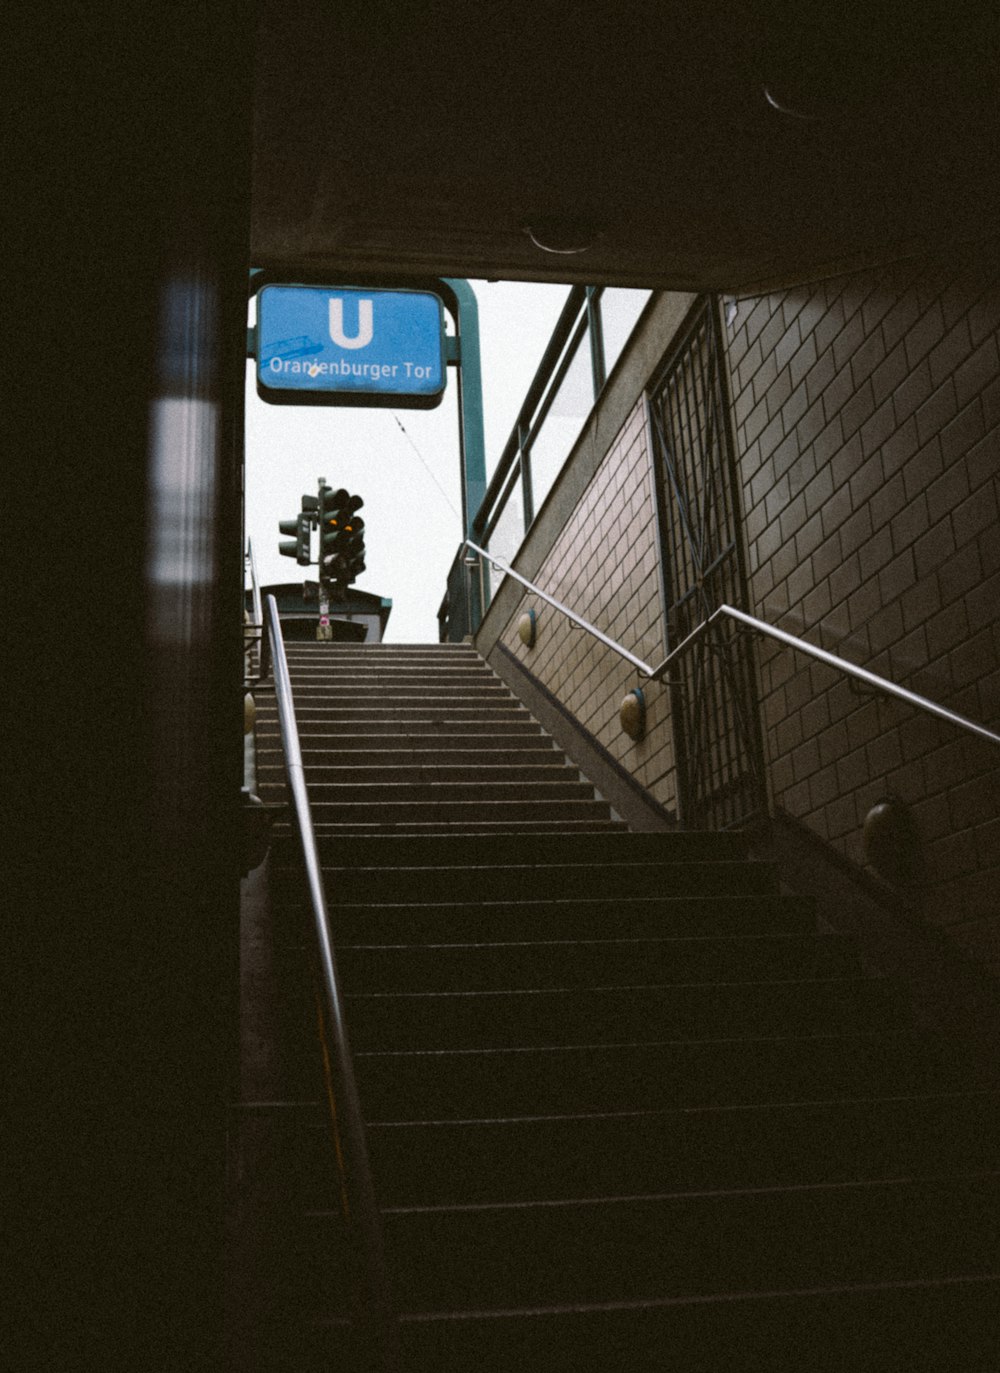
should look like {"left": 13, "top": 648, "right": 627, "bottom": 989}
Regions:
{"left": 441, "top": 278, "right": 489, "bottom": 629}
{"left": 586, "top": 286, "right": 607, "bottom": 396}
{"left": 440, "top": 278, "right": 487, "bottom": 540}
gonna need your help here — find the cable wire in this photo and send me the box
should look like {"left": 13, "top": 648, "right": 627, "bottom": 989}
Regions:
{"left": 391, "top": 413, "right": 462, "bottom": 520}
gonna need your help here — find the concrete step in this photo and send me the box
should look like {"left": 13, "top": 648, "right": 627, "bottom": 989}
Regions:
{"left": 282, "top": 677, "right": 505, "bottom": 693}
{"left": 258, "top": 763, "right": 583, "bottom": 786}
{"left": 365, "top": 1089, "right": 1000, "bottom": 1206}
{"left": 344, "top": 977, "right": 907, "bottom": 1052}
{"left": 274, "top": 894, "right": 818, "bottom": 945}
{"left": 285, "top": 682, "right": 513, "bottom": 699}
{"left": 290, "top": 1172, "right": 1000, "bottom": 1316}
{"left": 257, "top": 718, "right": 541, "bottom": 750}
{"left": 292, "top": 779, "right": 598, "bottom": 803}
{"left": 313, "top": 859, "right": 781, "bottom": 905}
{"left": 334, "top": 931, "right": 863, "bottom": 994}
{"left": 283, "top": 654, "right": 501, "bottom": 667}
{"left": 260, "top": 701, "right": 537, "bottom": 720}
{"left": 257, "top": 720, "right": 548, "bottom": 740}
{"left": 281, "top": 650, "right": 480, "bottom": 667}
{"left": 272, "top": 829, "right": 751, "bottom": 870}
{"left": 351, "top": 1032, "right": 972, "bottom": 1122}
{"left": 301, "top": 820, "right": 629, "bottom": 837}
{"left": 252, "top": 1180, "right": 1000, "bottom": 1343}
{"left": 267, "top": 926, "right": 863, "bottom": 1001}
{"left": 265, "top": 1088, "right": 1000, "bottom": 1210}
{"left": 283, "top": 643, "right": 477, "bottom": 653}
{"left": 279, "top": 667, "right": 486, "bottom": 679}
{"left": 415, "top": 1172, "right": 998, "bottom": 1309}
{"left": 284, "top": 695, "right": 519, "bottom": 713}
{"left": 271, "top": 798, "right": 620, "bottom": 829}
{"left": 258, "top": 743, "right": 562, "bottom": 767}
{"left": 301, "top": 1276, "right": 1000, "bottom": 1372}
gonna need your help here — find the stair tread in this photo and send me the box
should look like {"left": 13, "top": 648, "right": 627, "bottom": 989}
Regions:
{"left": 258, "top": 744, "right": 561, "bottom": 757}
{"left": 288, "top": 818, "right": 629, "bottom": 829}
{"left": 364, "top": 1085, "right": 1000, "bottom": 1126}
{"left": 289, "top": 1278, "right": 1000, "bottom": 1373}
{"left": 271, "top": 829, "right": 748, "bottom": 862}
{"left": 259, "top": 765, "right": 582, "bottom": 778}
{"left": 350, "top": 1029, "right": 983, "bottom": 1120}
{"left": 283, "top": 780, "right": 597, "bottom": 796}
{"left": 260, "top": 723, "right": 548, "bottom": 736}
{"left": 376, "top": 1167, "right": 1000, "bottom": 1214}
{"left": 353, "top": 1028, "right": 947, "bottom": 1054}
{"left": 333, "top": 934, "right": 862, "bottom": 991}
{"left": 345, "top": 977, "right": 904, "bottom": 1051}
{"left": 269, "top": 896, "right": 823, "bottom": 943}
{"left": 358, "top": 1089, "right": 1000, "bottom": 1205}
{"left": 349, "top": 973, "right": 885, "bottom": 994}
{"left": 298, "top": 1170, "right": 1000, "bottom": 1313}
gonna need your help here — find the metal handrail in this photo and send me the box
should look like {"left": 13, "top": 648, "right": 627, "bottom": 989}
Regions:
{"left": 471, "top": 285, "right": 589, "bottom": 539}
{"left": 464, "top": 540, "right": 654, "bottom": 674}
{"left": 244, "top": 540, "right": 270, "bottom": 684}
{"left": 264, "top": 595, "right": 400, "bottom": 1367}
{"left": 466, "top": 540, "right": 1000, "bottom": 748}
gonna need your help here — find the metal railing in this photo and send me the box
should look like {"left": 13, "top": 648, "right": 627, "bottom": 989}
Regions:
{"left": 472, "top": 285, "right": 589, "bottom": 551}
{"left": 264, "top": 595, "right": 400, "bottom": 1367}
{"left": 475, "top": 289, "right": 651, "bottom": 561}
{"left": 464, "top": 540, "right": 653, "bottom": 673}
{"left": 244, "top": 540, "right": 270, "bottom": 685}
{"left": 466, "top": 540, "right": 1000, "bottom": 749}
{"left": 440, "top": 286, "right": 651, "bottom": 642}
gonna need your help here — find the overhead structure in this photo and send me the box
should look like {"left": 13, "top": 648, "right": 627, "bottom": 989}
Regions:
{"left": 252, "top": 2, "right": 998, "bottom": 291}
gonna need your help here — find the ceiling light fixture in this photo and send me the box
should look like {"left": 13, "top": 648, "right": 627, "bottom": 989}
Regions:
{"left": 763, "top": 85, "right": 819, "bottom": 120}
{"left": 524, "top": 219, "right": 600, "bottom": 255}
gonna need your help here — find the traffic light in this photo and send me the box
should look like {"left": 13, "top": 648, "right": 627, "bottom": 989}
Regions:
{"left": 278, "top": 512, "right": 312, "bottom": 565}
{"left": 342, "top": 503, "right": 366, "bottom": 583}
{"left": 318, "top": 486, "right": 365, "bottom": 587}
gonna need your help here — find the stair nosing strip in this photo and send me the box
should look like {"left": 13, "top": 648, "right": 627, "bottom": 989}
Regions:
{"left": 361, "top": 1087, "right": 1000, "bottom": 1129}
{"left": 275, "top": 892, "right": 804, "bottom": 903}
{"left": 346, "top": 975, "right": 887, "bottom": 1000}
{"left": 359, "top": 1167, "right": 1000, "bottom": 1218}
{"left": 353, "top": 1029, "right": 920, "bottom": 1058}
{"left": 377, "top": 1271, "right": 1000, "bottom": 1325}
{"left": 316, "top": 860, "right": 772, "bottom": 874}
{"left": 340, "top": 934, "right": 845, "bottom": 950}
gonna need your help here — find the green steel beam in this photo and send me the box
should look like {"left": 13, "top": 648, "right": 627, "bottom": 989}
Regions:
{"left": 440, "top": 277, "right": 487, "bottom": 540}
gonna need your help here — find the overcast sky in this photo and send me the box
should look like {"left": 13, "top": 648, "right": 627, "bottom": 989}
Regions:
{"left": 245, "top": 280, "right": 571, "bottom": 641}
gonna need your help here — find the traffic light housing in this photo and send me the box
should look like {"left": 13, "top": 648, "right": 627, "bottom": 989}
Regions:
{"left": 278, "top": 512, "right": 312, "bottom": 565}
{"left": 318, "top": 487, "right": 365, "bottom": 587}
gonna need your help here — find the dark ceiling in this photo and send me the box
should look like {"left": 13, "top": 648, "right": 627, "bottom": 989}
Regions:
{"left": 252, "top": 2, "right": 999, "bottom": 291}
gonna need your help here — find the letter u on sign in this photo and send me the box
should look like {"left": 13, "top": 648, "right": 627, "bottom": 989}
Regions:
{"left": 329, "top": 297, "right": 374, "bottom": 350}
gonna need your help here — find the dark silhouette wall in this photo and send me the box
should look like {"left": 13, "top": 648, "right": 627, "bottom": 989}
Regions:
{"left": 9, "top": 8, "right": 252, "bottom": 1368}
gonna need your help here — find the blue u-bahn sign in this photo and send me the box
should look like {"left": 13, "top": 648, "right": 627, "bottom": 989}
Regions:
{"left": 256, "top": 285, "right": 447, "bottom": 408}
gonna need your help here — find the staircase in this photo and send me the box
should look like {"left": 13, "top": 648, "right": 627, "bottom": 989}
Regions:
{"left": 238, "top": 641, "right": 1000, "bottom": 1370}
